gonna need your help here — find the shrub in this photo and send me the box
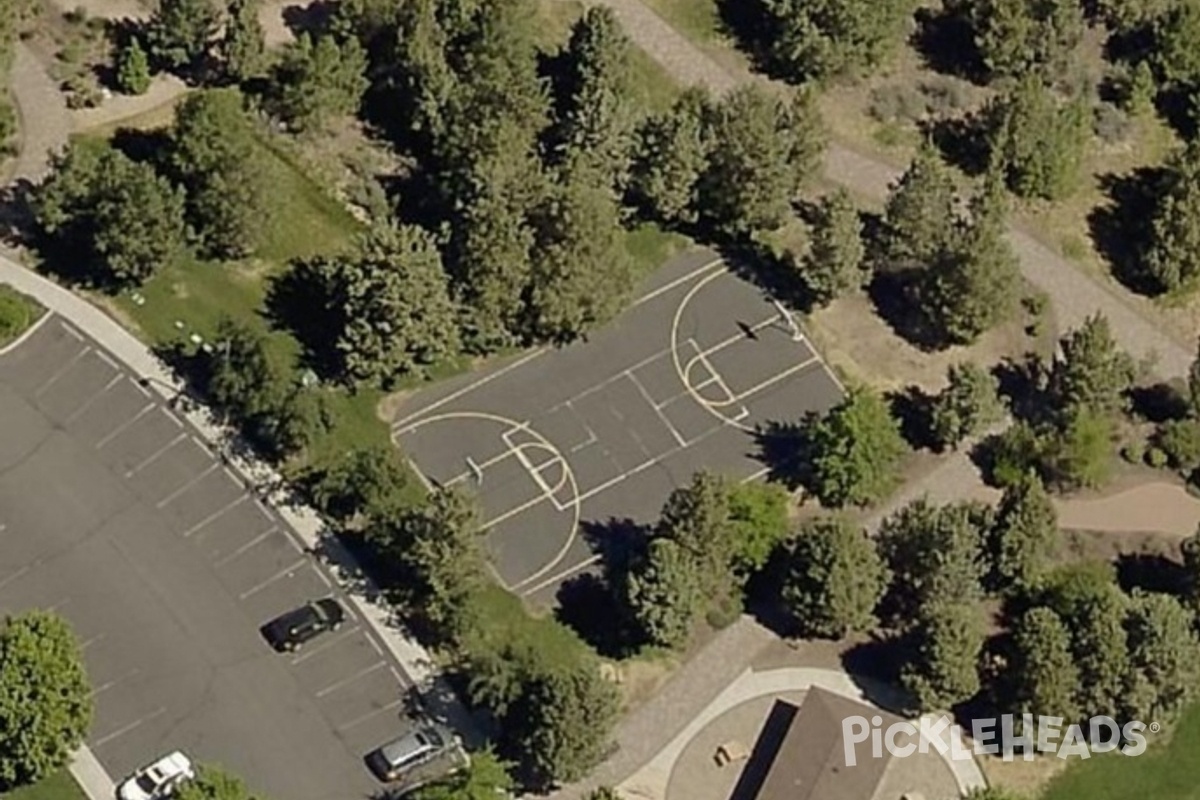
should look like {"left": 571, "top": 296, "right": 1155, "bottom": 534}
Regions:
{"left": 1120, "top": 441, "right": 1145, "bottom": 463}
{"left": 1157, "top": 419, "right": 1200, "bottom": 472}
{"left": 1093, "top": 101, "right": 1133, "bottom": 144}
{"left": 1146, "top": 446, "right": 1169, "bottom": 469}
{"left": 868, "top": 84, "right": 927, "bottom": 124}
{"left": 919, "top": 77, "right": 969, "bottom": 116}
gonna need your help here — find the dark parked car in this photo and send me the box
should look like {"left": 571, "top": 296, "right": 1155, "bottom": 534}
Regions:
{"left": 365, "top": 723, "right": 455, "bottom": 782}
{"left": 260, "top": 597, "right": 345, "bottom": 652}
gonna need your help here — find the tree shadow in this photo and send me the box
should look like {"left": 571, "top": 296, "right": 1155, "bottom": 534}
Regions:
{"left": 109, "top": 126, "right": 174, "bottom": 169}
{"left": 888, "top": 384, "right": 938, "bottom": 450}
{"left": 866, "top": 267, "right": 942, "bottom": 350}
{"left": 840, "top": 635, "right": 914, "bottom": 711}
{"left": 0, "top": 180, "right": 39, "bottom": 248}
{"left": 714, "top": 0, "right": 774, "bottom": 78}
{"left": 910, "top": 5, "right": 988, "bottom": 84}
{"left": 1088, "top": 167, "right": 1166, "bottom": 296}
{"left": 718, "top": 237, "right": 814, "bottom": 313}
{"left": 992, "top": 352, "right": 1050, "bottom": 425}
{"left": 282, "top": 0, "right": 338, "bottom": 39}
{"left": 1155, "top": 83, "right": 1200, "bottom": 142}
{"left": 751, "top": 419, "right": 811, "bottom": 491}
{"left": 1116, "top": 552, "right": 1191, "bottom": 596}
{"left": 1128, "top": 380, "right": 1190, "bottom": 423}
{"left": 922, "top": 110, "right": 993, "bottom": 177}
{"left": 555, "top": 573, "right": 637, "bottom": 658}
{"left": 263, "top": 260, "right": 343, "bottom": 380}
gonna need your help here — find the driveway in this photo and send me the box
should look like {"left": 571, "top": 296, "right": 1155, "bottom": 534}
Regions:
{"left": 0, "top": 316, "right": 412, "bottom": 800}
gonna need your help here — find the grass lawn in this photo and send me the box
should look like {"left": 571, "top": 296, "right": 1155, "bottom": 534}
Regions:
{"left": 1, "top": 771, "right": 87, "bottom": 800}
{"left": 465, "top": 585, "right": 595, "bottom": 672}
{"left": 1039, "top": 703, "right": 1200, "bottom": 800}
{"left": 641, "top": 0, "right": 726, "bottom": 46}
{"left": 0, "top": 285, "right": 45, "bottom": 348}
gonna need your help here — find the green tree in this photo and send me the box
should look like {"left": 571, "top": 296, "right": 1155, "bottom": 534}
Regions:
{"left": 922, "top": 172, "right": 1021, "bottom": 343}
{"left": 0, "top": 611, "right": 92, "bottom": 786}
{"left": 973, "top": 0, "right": 1084, "bottom": 80}
{"left": 272, "top": 33, "right": 368, "bottom": 131}
{"left": 310, "top": 444, "right": 413, "bottom": 522}
{"left": 408, "top": 751, "right": 513, "bottom": 800}
{"left": 1151, "top": 0, "right": 1200, "bottom": 87}
{"left": 116, "top": 36, "right": 152, "bottom": 94}
{"left": 553, "top": 6, "right": 638, "bottom": 192}
{"left": 624, "top": 538, "right": 704, "bottom": 648}
{"left": 727, "top": 481, "right": 791, "bottom": 574}
{"left": 882, "top": 140, "right": 957, "bottom": 268}
{"left": 174, "top": 765, "right": 261, "bottom": 800}
{"left": 991, "top": 475, "right": 1058, "bottom": 590}
{"left": 878, "top": 498, "right": 989, "bottom": 619}
{"left": 699, "top": 86, "right": 823, "bottom": 236}
{"left": 657, "top": 471, "right": 736, "bottom": 583}
{"left": 506, "top": 663, "right": 619, "bottom": 789}
{"left": 1011, "top": 606, "right": 1081, "bottom": 723}
{"left": 800, "top": 188, "right": 868, "bottom": 305}
{"left": 989, "top": 74, "right": 1090, "bottom": 201}
{"left": 528, "top": 169, "right": 634, "bottom": 342}
{"left": 220, "top": 0, "right": 266, "bottom": 82}
{"left": 369, "top": 488, "right": 486, "bottom": 642}
{"left": 803, "top": 386, "right": 908, "bottom": 507}
{"left": 780, "top": 515, "right": 889, "bottom": 638}
{"left": 902, "top": 598, "right": 985, "bottom": 710}
{"left": 1046, "top": 407, "right": 1116, "bottom": 489}
{"left": 145, "top": 0, "right": 220, "bottom": 70}
{"left": 756, "top": 0, "right": 914, "bottom": 83}
{"left": 930, "top": 362, "right": 1006, "bottom": 449}
{"left": 310, "top": 223, "right": 461, "bottom": 386}
{"left": 1047, "top": 314, "right": 1136, "bottom": 417}
{"left": 1182, "top": 525, "right": 1200, "bottom": 610}
{"left": 170, "top": 89, "right": 271, "bottom": 258}
{"left": 207, "top": 316, "right": 287, "bottom": 425}
{"left": 1122, "top": 590, "right": 1200, "bottom": 722}
{"left": 585, "top": 790, "right": 622, "bottom": 800}
{"left": 630, "top": 89, "right": 711, "bottom": 225}
{"left": 1188, "top": 337, "right": 1200, "bottom": 417}
{"left": 1144, "top": 140, "right": 1200, "bottom": 294}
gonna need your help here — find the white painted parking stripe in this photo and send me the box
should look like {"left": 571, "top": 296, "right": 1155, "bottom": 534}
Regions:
{"left": 59, "top": 322, "right": 84, "bottom": 342}
{"left": 237, "top": 558, "right": 306, "bottom": 600}
{"left": 95, "top": 403, "right": 155, "bottom": 448}
{"left": 314, "top": 661, "right": 386, "bottom": 698}
{"left": 89, "top": 670, "right": 138, "bottom": 698}
{"left": 92, "top": 707, "right": 166, "bottom": 748}
{"left": 335, "top": 698, "right": 406, "bottom": 732}
{"left": 125, "top": 431, "right": 188, "bottom": 477}
{"left": 64, "top": 374, "right": 123, "bottom": 424}
{"left": 93, "top": 350, "right": 119, "bottom": 371}
{"left": 213, "top": 528, "right": 276, "bottom": 567}
{"left": 80, "top": 633, "right": 106, "bottom": 651}
{"left": 0, "top": 565, "right": 30, "bottom": 592}
{"left": 35, "top": 346, "right": 90, "bottom": 396}
{"left": 288, "top": 626, "right": 362, "bottom": 666}
{"left": 154, "top": 462, "right": 220, "bottom": 508}
{"left": 181, "top": 495, "right": 249, "bottom": 538}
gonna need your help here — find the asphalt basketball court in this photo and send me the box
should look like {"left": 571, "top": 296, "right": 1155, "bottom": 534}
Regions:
{"left": 392, "top": 251, "right": 845, "bottom": 601}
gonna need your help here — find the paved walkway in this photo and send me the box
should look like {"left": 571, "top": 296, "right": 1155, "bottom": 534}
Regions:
{"left": 0, "top": 255, "right": 475, "bottom": 800}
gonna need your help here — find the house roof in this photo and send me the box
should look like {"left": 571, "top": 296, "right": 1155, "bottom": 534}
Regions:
{"left": 754, "top": 687, "right": 903, "bottom": 800}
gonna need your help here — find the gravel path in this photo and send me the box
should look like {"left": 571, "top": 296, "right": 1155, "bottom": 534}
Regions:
{"left": 6, "top": 44, "right": 69, "bottom": 183}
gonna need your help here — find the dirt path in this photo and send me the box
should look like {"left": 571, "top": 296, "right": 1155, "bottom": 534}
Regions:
{"left": 1057, "top": 481, "right": 1200, "bottom": 537}
{"left": 6, "top": 43, "right": 69, "bottom": 182}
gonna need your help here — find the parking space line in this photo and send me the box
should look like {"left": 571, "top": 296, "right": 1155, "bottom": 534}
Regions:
{"left": 35, "top": 346, "right": 90, "bottom": 396}
{"left": 314, "top": 661, "right": 386, "bottom": 698}
{"left": 46, "top": 597, "right": 70, "bottom": 613}
{"left": 154, "top": 462, "right": 220, "bottom": 508}
{"left": 93, "top": 350, "right": 120, "bottom": 371}
{"left": 237, "top": 558, "right": 307, "bottom": 600}
{"left": 125, "top": 431, "right": 188, "bottom": 477}
{"left": 289, "top": 626, "right": 362, "bottom": 665}
{"left": 335, "top": 698, "right": 406, "bottom": 732}
{"left": 60, "top": 322, "right": 85, "bottom": 342}
{"left": 89, "top": 670, "right": 139, "bottom": 698}
{"left": 95, "top": 403, "right": 155, "bottom": 449}
{"left": 213, "top": 527, "right": 276, "bottom": 567}
{"left": 0, "top": 565, "right": 30, "bottom": 592}
{"left": 80, "top": 633, "right": 106, "bottom": 651}
{"left": 92, "top": 707, "right": 167, "bottom": 748}
{"left": 64, "top": 374, "right": 123, "bottom": 424}
{"left": 181, "top": 495, "right": 249, "bottom": 538}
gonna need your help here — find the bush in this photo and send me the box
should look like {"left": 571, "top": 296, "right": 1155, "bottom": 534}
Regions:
{"left": 1093, "top": 101, "right": 1133, "bottom": 144}
{"left": 704, "top": 594, "right": 741, "bottom": 630}
{"left": 1120, "top": 440, "right": 1145, "bottom": 463}
{"left": 1146, "top": 446, "right": 1169, "bottom": 469}
{"left": 1156, "top": 419, "right": 1200, "bottom": 472}
{"left": 919, "top": 77, "right": 969, "bottom": 116}
{"left": 868, "top": 84, "right": 927, "bottom": 124}
{"left": 985, "top": 422, "right": 1044, "bottom": 488}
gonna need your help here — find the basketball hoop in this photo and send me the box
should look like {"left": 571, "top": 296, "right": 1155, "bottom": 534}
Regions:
{"left": 772, "top": 299, "right": 804, "bottom": 342}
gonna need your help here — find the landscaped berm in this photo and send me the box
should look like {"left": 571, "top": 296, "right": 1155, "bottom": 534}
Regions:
{"left": 0, "top": 285, "right": 43, "bottom": 349}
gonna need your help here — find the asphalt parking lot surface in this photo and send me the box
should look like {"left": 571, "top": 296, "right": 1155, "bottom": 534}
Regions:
{"left": 0, "top": 318, "right": 413, "bottom": 800}
{"left": 393, "top": 251, "right": 845, "bottom": 603}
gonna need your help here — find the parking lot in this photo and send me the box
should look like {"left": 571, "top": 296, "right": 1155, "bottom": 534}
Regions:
{"left": 0, "top": 318, "right": 413, "bottom": 800}
{"left": 393, "top": 252, "right": 845, "bottom": 602}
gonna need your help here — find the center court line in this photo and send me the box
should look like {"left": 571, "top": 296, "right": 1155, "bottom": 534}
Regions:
{"left": 95, "top": 403, "right": 155, "bottom": 449}
{"left": 92, "top": 707, "right": 167, "bottom": 748}
{"left": 181, "top": 495, "right": 249, "bottom": 538}
{"left": 154, "top": 462, "right": 220, "bottom": 508}
{"left": 626, "top": 371, "right": 687, "bottom": 448}
{"left": 237, "top": 557, "right": 306, "bottom": 600}
{"left": 314, "top": 661, "right": 386, "bottom": 698}
{"left": 125, "top": 432, "right": 188, "bottom": 477}
{"left": 289, "top": 625, "right": 362, "bottom": 665}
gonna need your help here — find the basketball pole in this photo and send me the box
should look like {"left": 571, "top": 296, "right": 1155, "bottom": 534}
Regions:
{"left": 772, "top": 299, "right": 804, "bottom": 342}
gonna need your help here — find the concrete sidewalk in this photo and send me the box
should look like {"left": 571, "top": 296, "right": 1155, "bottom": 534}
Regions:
{"left": 0, "top": 252, "right": 476, "bottom": 754}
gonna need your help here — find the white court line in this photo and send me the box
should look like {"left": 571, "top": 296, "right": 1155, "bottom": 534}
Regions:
{"left": 35, "top": 346, "right": 90, "bottom": 396}
{"left": 289, "top": 625, "right": 362, "bottom": 665}
{"left": 181, "top": 495, "right": 249, "bottom": 538}
{"left": 213, "top": 527, "right": 276, "bottom": 567}
{"left": 237, "top": 558, "right": 306, "bottom": 600}
{"left": 336, "top": 698, "right": 406, "bottom": 732}
{"left": 64, "top": 374, "right": 122, "bottom": 424}
{"left": 125, "top": 431, "right": 188, "bottom": 477}
{"left": 154, "top": 462, "right": 220, "bottom": 508}
{"left": 519, "top": 554, "right": 602, "bottom": 598}
{"left": 92, "top": 707, "right": 166, "bottom": 748}
{"left": 0, "top": 311, "right": 51, "bottom": 356}
{"left": 478, "top": 491, "right": 558, "bottom": 532}
{"left": 392, "top": 348, "right": 548, "bottom": 430}
{"left": 405, "top": 457, "right": 434, "bottom": 492}
{"left": 630, "top": 258, "right": 724, "bottom": 308}
{"left": 314, "top": 661, "right": 386, "bottom": 698}
{"left": 95, "top": 402, "right": 155, "bottom": 448}
{"left": 626, "top": 371, "right": 687, "bottom": 448}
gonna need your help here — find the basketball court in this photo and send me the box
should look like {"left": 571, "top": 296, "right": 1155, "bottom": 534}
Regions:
{"left": 391, "top": 251, "right": 845, "bottom": 601}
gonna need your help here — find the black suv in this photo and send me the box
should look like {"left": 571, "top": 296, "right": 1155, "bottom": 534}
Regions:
{"left": 261, "top": 597, "right": 346, "bottom": 652}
